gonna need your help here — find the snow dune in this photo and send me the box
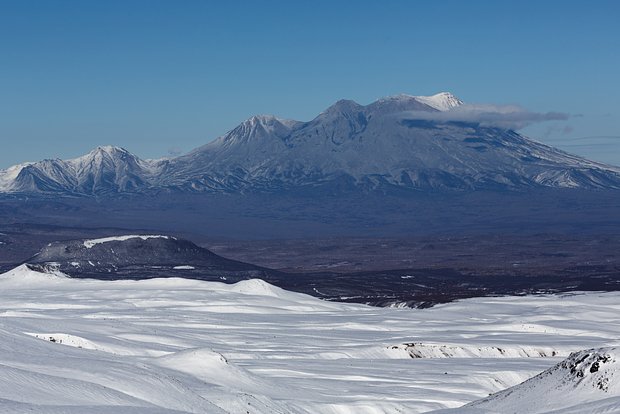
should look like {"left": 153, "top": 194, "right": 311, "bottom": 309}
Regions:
{"left": 0, "top": 265, "right": 619, "bottom": 413}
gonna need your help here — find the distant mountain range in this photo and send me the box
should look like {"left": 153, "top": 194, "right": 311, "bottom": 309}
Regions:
{"left": 2, "top": 92, "right": 620, "bottom": 196}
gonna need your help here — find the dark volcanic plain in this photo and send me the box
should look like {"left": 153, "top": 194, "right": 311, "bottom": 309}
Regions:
{"left": 206, "top": 234, "right": 620, "bottom": 307}
{"left": 1, "top": 188, "right": 619, "bottom": 308}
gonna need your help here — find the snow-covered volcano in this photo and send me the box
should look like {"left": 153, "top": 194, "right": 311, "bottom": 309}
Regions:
{"left": 2, "top": 92, "right": 620, "bottom": 195}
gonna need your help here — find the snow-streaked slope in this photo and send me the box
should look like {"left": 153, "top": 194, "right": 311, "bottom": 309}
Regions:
{"left": 0, "top": 162, "right": 33, "bottom": 190}
{"left": 2, "top": 93, "right": 620, "bottom": 195}
{"left": 0, "top": 146, "right": 164, "bottom": 194}
{"left": 434, "top": 347, "right": 620, "bottom": 414}
{"left": 1, "top": 265, "right": 620, "bottom": 413}
{"left": 155, "top": 92, "right": 620, "bottom": 192}
{"left": 28, "top": 235, "right": 267, "bottom": 280}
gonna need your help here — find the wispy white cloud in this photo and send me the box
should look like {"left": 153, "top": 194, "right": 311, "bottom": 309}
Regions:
{"left": 402, "top": 104, "right": 570, "bottom": 130}
{"left": 550, "top": 135, "right": 620, "bottom": 147}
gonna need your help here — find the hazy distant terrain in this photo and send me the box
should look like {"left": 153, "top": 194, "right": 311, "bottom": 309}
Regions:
{"left": 1, "top": 187, "right": 619, "bottom": 239}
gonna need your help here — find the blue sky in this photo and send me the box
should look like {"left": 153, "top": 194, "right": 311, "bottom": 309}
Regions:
{"left": 1, "top": 0, "right": 619, "bottom": 167}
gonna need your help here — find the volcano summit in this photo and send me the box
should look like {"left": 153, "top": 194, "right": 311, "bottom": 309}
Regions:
{"left": 2, "top": 92, "right": 619, "bottom": 196}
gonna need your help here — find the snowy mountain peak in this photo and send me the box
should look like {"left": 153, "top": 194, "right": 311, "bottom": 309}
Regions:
{"left": 319, "top": 99, "right": 364, "bottom": 117}
{"left": 92, "top": 145, "right": 128, "bottom": 154}
{"left": 71, "top": 145, "right": 135, "bottom": 166}
{"left": 371, "top": 93, "right": 420, "bottom": 106}
{"left": 371, "top": 92, "right": 463, "bottom": 112}
{"left": 173, "top": 92, "right": 620, "bottom": 192}
{"left": 242, "top": 114, "right": 301, "bottom": 132}
{"left": 219, "top": 114, "right": 297, "bottom": 146}
{"left": 246, "top": 114, "right": 278, "bottom": 125}
{"left": 414, "top": 92, "right": 464, "bottom": 111}
{"left": 0, "top": 162, "right": 33, "bottom": 191}
{"left": 2, "top": 91, "right": 620, "bottom": 196}
{"left": 0, "top": 145, "right": 158, "bottom": 195}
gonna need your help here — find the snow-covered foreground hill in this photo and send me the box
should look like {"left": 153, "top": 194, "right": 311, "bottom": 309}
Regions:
{"left": 435, "top": 346, "right": 620, "bottom": 414}
{"left": 1, "top": 265, "right": 619, "bottom": 413}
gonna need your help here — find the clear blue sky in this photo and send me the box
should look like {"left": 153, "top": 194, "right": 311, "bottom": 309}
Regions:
{"left": 1, "top": 0, "right": 619, "bottom": 167}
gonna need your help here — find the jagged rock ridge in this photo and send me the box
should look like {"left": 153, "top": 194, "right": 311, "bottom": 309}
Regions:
{"left": 442, "top": 347, "right": 620, "bottom": 414}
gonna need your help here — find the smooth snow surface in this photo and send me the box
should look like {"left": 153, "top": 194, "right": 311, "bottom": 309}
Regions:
{"left": 83, "top": 235, "right": 172, "bottom": 248}
{"left": 1, "top": 266, "right": 619, "bottom": 413}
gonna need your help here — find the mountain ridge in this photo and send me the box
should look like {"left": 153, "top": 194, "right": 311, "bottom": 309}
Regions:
{"left": 2, "top": 92, "right": 620, "bottom": 196}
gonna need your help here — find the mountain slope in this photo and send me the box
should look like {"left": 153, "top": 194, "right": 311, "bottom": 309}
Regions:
{"left": 434, "top": 347, "right": 620, "bottom": 414}
{"left": 166, "top": 93, "right": 620, "bottom": 192}
{"left": 0, "top": 146, "right": 163, "bottom": 195}
{"left": 26, "top": 234, "right": 277, "bottom": 282}
{"left": 2, "top": 93, "right": 620, "bottom": 196}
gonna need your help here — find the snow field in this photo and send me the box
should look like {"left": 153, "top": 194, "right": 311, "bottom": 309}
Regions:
{"left": 0, "top": 266, "right": 619, "bottom": 413}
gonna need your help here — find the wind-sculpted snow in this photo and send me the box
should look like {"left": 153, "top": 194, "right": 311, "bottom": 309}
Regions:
{"left": 2, "top": 93, "right": 620, "bottom": 195}
{"left": 1, "top": 265, "right": 620, "bottom": 413}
